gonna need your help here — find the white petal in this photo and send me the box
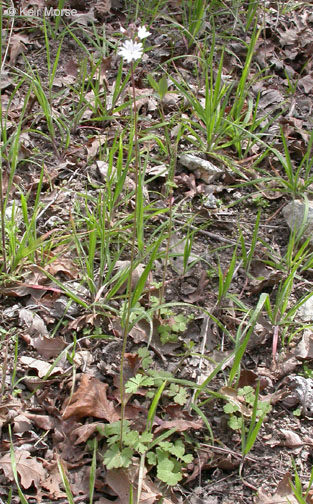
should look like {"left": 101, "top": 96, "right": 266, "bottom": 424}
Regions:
{"left": 118, "top": 39, "right": 143, "bottom": 63}
{"left": 137, "top": 26, "right": 151, "bottom": 39}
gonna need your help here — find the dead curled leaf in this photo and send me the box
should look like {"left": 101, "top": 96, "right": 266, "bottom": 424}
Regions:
{"left": 40, "top": 462, "right": 67, "bottom": 500}
{"left": 72, "top": 422, "right": 104, "bottom": 444}
{"left": 0, "top": 450, "right": 46, "bottom": 489}
{"left": 103, "top": 467, "right": 173, "bottom": 504}
{"left": 255, "top": 472, "right": 298, "bottom": 504}
{"left": 280, "top": 429, "right": 304, "bottom": 448}
{"left": 154, "top": 418, "right": 203, "bottom": 433}
{"left": 20, "top": 356, "right": 64, "bottom": 378}
{"left": 62, "top": 374, "right": 120, "bottom": 422}
{"left": 32, "top": 335, "right": 67, "bottom": 359}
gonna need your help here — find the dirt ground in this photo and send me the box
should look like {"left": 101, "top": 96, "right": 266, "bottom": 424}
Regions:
{"left": 1, "top": 1, "right": 313, "bottom": 503}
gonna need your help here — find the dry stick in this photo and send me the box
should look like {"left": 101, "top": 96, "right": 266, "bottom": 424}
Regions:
{"left": 119, "top": 61, "right": 139, "bottom": 448}
{"left": 158, "top": 214, "right": 237, "bottom": 245}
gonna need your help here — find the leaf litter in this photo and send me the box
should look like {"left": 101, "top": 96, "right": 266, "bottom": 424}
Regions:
{"left": 2, "top": 1, "right": 313, "bottom": 503}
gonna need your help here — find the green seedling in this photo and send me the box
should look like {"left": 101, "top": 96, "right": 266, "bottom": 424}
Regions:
{"left": 99, "top": 371, "right": 193, "bottom": 486}
{"left": 150, "top": 296, "right": 193, "bottom": 344}
{"left": 223, "top": 384, "right": 271, "bottom": 457}
{"left": 289, "top": 458, "right": 313, "bottom": 503}
{"left": 181, "top": 0, "right": 208, "bottom": 47}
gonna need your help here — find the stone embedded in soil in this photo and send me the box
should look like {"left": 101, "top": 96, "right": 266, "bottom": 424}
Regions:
{"left": 179, "top": 153, "right": 223, "bottom": 183}
{"left": 295, "top": 295, "right": 313, "bottom": 322}
{"left": 282, "top": 199, "right": 313, "bottom": 246}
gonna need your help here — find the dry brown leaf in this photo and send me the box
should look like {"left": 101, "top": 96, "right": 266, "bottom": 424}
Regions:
{"left": 105, "top": 467, "right": 172, "bottom": 504}
{"left": 46, "top": 258, "right": 80, "bottom": 279}
{"left": 40, "top": 462, "right": 67, "bottom": 500}
{"left": 86, "top": 135, "right": 107, "bottom": 159}
{"left": 298, "top": 74, "right": 313, "bottom": 94}
{"left": 25, "top": 413, "right": 58, "bottom": 430}
{"left": 280, "top": 429, "right": 304, "bottom": 448}
{"left": 255, "top": 473, "right": 298, "bottom": 503}
{"left": 294, "top": 330, "right": 313, "bottom": 359}
{"left": 72, "top": 422, "right": 104, "bottom": 444}
{"left": 62, "top": 374, "right": 119, "bottom": 421}
{"left": 33, "top": 335, "right": 66, "bottom": 359}
{"left": 0, "top": 71, "right": 13, "bottom": 90}
{"left": 64, "top": 58, "right": 78, "bottom": 77}
{"left": 20, "top": 356, "right": 64, "bottom": 378}
{"left": 13, "top": 414, "right": 32, "bottom": 433}
{"left": 259, "top": 89, "right": 284, "bottom": 109}
{"left": 95, "top": 0, "right": 112, "bottom": 15}
{"left": 71, "top": 7, "right": 97, "bottom": 25}
{"left": 19, "top": 308, "right": 49, "bottom": 338}
{"left": 0, "top": 450, "right": 46, "bottom": 489}
{"left": 9, "top": 34, "right": 29, "bottom": 65}
{"left": 113, "top": 261, "right": 150, "bottom": 294}
{"left": 154, "top": 418, "right": 203, "bottom": 433}
{"left": 66, "top": 313, "right": 101, "bottom": 333}
{"left": 273, "top": 352, "right": 299, "bottom": 379}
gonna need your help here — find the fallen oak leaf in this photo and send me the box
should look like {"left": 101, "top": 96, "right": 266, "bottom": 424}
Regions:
{"left": 8, "top": 33, "right": 29, "bottom": 65}
{"left": 280, "top": 429, "right": 304, "bottom": 448}
{"left": 72, "top": 422, "right": 104, "bottom": 444}
{"left": 0, "top": 450, "right": 46, "bottom": 489}
{"left": 154, "top": 418, "right": 203, "bottom": 433}
{"left": 46, "top": 258, "right": 80, "bottom": 279}
{"left": 65, "top": 313, "right": 102, "bottom": 333}
{"left": 24, "top": 412, "right": 59, "bottom": 430}
{"left": 20, "top": 356, "right": 64, "bottom": 378}
{"left": 62, "top": 374, "right": 119, "bottom": 422}
{"left": 255, "top": 472, "right": 298, "bottom": 503}
{"left": 32, "top": 335, "right": 67, "bottom": 359}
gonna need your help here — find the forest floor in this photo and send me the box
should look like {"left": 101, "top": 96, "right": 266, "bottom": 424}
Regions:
{"left": 1, "top": 1, "right": 313, "bottom": 503}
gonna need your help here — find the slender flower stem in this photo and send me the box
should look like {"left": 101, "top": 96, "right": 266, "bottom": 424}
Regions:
{"left": 119, "top": 61, "right": 139, "bottom": 448}
{"left": 158, "top": 146, "right": 176, "bottom": 313}
{"left": 0, "top": 158, "right": 7, "bottom": 273}
{"left": 158, "top": 100, "right": 176, "bottom": 313}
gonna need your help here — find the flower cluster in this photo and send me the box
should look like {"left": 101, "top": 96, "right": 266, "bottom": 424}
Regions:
{"left": 118, "top": 25, "right": 151, "bottom": 63}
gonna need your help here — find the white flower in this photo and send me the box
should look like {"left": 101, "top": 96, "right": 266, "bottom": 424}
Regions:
{"left": 120, "top": 25, "right": 126, "bottom": 33}
{"left": 118, "top": 39, "right": 144, "bottom": 63}
{"left": 137, "top": 25, "right": 151, "bottom": 39}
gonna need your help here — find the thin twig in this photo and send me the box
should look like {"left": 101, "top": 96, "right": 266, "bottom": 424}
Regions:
{"left": 158, "top": 214, "right": 238, "bottom": 245}
{"left": 1, "top": 0, "right": 15, "bottom": 73}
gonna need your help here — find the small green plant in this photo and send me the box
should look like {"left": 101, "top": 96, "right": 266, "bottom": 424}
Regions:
{"left": 252, "top": 194, "right": 270, "bottom": 209}
{"left": 158, "top": 313, "right": 189, "bottom": 344}
{"left": 223, "top": 384, "right": 271, "bottom": 455}
{"left": 150, "top": 296, "right": 193, "bottom": 344}
{"left": 98, "top": 362, "right": 193, "bottom": 486}
{"left": 223, "top": 385, "right": 271, "bottom": 430}
{"left": 99, "top": 420, "right": 192, "bottom": 485}
{"left": 289, "top": 458, "right": 313, "bottom": 504}
{"left": 181, "top": 0, "right": 208, "bottom": 47}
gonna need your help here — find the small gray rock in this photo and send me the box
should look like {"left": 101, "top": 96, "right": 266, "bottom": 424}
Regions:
{"left": 283, "top": 199, "right": 313, "bottom": 246}
{"left": 296, "top": 295, "right": 313, "bottom": 322}
{"left": 179, "top": 153, "right": 223, "bottom": 183}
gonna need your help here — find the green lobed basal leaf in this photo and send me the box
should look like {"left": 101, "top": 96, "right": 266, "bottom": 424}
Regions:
{"left": 138, "top": 347, "right": 152, "bottom": 369}
{"left": 167, "top": 383, "right": 189, "bottom": 405}
{"left": 155, "top": 448, "right": 182, "bottom": 486}
{"left": 224, "top": 402, "right": 239, "bottom": 414}
{"left": 125, "top": 374, "right": 155, "bottom": 394}
{"left": 228, "top": 415, "right": 243, "bottom": 431}
{"left": 103, "top": 444, "right": 133, "bottom": 469}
